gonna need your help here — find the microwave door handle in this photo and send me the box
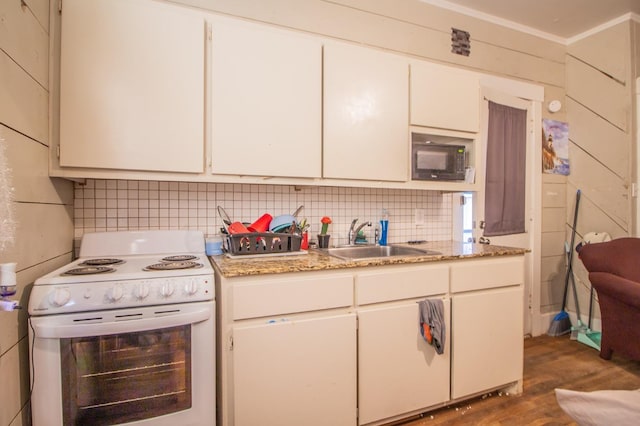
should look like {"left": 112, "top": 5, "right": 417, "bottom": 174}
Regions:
{"left": 30, "top": 307, "right": 211, "bottom": 339}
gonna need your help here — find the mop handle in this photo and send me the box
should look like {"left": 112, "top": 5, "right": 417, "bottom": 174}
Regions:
{"left": 588, "top": 286, "right": 594, "bottom": 329}
{"left": 569, "top": 258, "right": 582, "bottom": 320}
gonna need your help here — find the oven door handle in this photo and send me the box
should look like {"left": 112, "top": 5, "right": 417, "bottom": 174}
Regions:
{"left": 31, "top": 307, "right": 211, "bottom": 339}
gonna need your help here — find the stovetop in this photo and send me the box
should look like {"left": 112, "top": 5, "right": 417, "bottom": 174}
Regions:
{"left": 35, "top": 253, "right": 212, "bottom": 285}
{"left": 28, "top": 230, "right": 214, "bottom": 316}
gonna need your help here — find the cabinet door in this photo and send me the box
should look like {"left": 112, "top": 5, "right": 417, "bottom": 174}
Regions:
{"left": 59, "top": 0, "right": 205, "bottom": 173}
{"left": 324, "top": 42, "right": 409, "bottom": 181}
{"left": 211, "top": 18, "right": 322, "bottom": 178}
{"left": 232, "top": 314, "right": 357, "bottom": 426}
{"left": 410, "top": 61, "right": 479, "bottom": 132}
{"left": 451, "top": 286, "right": 523, "bottom": 399}
{"left": 358, "top": 300, "right": 450, "bottom": 425}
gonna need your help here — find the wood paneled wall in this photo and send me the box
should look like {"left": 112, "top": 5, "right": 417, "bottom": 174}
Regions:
{"left": 0, "top": 0, "right": 73, "bottom": 425}
{"left": 565, "top": 21, "right": 637, "bottom": 320}
{"left": 172, "top": 0, "right": 565, "bottom": 90}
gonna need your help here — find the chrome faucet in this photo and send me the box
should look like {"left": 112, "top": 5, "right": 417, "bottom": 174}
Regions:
{"left": 348, "top": 219, "right": 372, "bottom": 245}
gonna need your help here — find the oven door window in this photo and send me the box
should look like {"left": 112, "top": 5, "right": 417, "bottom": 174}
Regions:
{"left": 60, "top": 325, "right": 192, "bottom": 425}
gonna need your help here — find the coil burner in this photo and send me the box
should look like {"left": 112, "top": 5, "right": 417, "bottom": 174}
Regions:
{"left": 144, "top": 261, "right": 203, "bottom": 271}
{"left": 161, "top": 255, "right": 197, "bottom": 262}
{"left": 63, "top": 266, "right": 116, "bottom": 276}
{"left": 79, "top": 258, "right": 125, "bottom": 266}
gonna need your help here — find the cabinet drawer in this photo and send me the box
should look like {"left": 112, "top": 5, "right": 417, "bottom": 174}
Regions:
{"left": 356, "top": 265, "right": 448, "bottom": 305}
{"left": 232, "top": 273, "right": 353, "bottom": 320}
{"left": 450, "top": 256, "right": 524, "bottom": 292}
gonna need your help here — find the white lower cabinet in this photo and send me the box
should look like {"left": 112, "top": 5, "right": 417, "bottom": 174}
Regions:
{"left": 358, "top": 300, "right": 450, "bottom": 425}
{"left": 217, "top": 272, "right": 356, "bottom": 426}
{"left": 232, "top": 314, "right": 357, "bottom": 426}
{"left": 451, "top": 286, "right": 523, "bottom": 399}
{"left": 356, "top": 264, "right": 450, "bottom": 425}
{"left": 450, "top": 257, "right": 525, "bottom": 399}
{"left": 217, "top": 255, "right": 524, "bottom": 426}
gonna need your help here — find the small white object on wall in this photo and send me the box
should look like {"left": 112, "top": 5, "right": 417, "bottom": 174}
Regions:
{"left": 547, "top": 100, "right": 562, "bottom": 113}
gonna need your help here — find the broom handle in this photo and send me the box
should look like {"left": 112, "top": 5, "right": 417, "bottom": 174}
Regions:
{"left": 560, "top": 255, "right": 570, "bottom": 311}
{"left": 562, "top": 190, "right": 581, "bottom": 311}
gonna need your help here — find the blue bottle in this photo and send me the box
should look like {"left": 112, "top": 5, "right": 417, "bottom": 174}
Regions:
{"left": 379, "top": 209, "right": 389, "bottom": 246}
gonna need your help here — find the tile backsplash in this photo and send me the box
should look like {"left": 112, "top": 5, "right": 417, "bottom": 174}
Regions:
{"left": 73, "top": 180, "right": 453, "bottom": 248}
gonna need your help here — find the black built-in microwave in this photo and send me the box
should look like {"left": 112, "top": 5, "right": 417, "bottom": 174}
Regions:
{"left": 411, "top": 137, "right": 466, "bottom": 181}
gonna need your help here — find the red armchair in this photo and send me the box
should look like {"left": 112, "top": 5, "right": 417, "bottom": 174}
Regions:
{"left": 578, "top": 237, "right": 640, "bottom": 361}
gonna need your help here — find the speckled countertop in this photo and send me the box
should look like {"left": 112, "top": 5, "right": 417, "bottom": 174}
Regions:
{"left": 210, "top": 241, "right": 527, "bottom": 278}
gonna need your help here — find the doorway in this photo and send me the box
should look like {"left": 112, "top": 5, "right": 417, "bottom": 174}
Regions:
{"left": 475, "top": 85, "right": 542, "bottom": 337}
{"left": 451, "top": 192, "right": 473, "bottom": 243}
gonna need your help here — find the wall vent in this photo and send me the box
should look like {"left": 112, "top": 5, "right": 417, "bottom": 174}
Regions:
{"left": 451, "top": 28, "right": 470, "bottom": 56}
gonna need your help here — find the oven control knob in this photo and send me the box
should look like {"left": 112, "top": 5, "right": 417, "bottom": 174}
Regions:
{"left": 107, "top": 285, "right": 124, "bottom": 302}
{"left": 160, "top": 282, "right": 175, "bottom": 297}
{"left": 133, "top": 283, "right": 150, "bottom": 300}
{"left": 184, "top": 279, "right": 198, "bottom": 295}
{"left": 49, "top": 287, "right": 71, "bottom": 307}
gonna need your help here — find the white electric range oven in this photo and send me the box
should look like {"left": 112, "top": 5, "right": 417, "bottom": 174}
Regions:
{"left": 28, "top": 230, "right": 215, "bottom": 426}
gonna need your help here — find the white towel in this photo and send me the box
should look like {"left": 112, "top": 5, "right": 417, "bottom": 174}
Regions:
{"left": 556, "top": 388, "right": 640, "bottom": 425}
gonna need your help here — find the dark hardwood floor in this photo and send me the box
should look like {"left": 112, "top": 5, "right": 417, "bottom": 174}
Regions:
{"left": 401, "top": 335, "right": 640, "bottom": 425}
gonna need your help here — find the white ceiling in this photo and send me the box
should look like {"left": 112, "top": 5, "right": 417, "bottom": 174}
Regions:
{"left": 421, "top": 0, "right": 640, "bottom": 42}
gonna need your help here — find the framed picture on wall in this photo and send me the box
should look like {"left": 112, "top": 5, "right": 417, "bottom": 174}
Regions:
{"left": 542, "top": 118, "right": 569, "bottom": 175}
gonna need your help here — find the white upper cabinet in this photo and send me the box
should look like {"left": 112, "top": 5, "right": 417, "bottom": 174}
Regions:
{"left": 59, "top": 0, "right": 206, "bottom": 173}
{"left": 410, "top": 61, "right": 480, "bottom": 133}
{"left": 323, "top": 42, "right": 409, "bottom": 182}
{"left": 210, "top": 18, "right": 322, "bottom": 178}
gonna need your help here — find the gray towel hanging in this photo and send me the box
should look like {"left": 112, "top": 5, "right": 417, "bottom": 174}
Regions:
{"left": 418, "top": 298, "right": 446, "bottom": 355}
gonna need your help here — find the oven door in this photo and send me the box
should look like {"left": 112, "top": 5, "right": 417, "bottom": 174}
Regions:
{"left": 29, "top": 301, "right": 215, "bottom": 426}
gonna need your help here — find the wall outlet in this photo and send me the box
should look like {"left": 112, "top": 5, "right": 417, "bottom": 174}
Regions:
{"left": 414, "top": 208, "right": 426, "bottom": 225}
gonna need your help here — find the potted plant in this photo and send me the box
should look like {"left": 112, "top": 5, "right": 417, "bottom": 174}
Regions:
{"left": 318, "top": 216, "right": 332, "bottom": 248}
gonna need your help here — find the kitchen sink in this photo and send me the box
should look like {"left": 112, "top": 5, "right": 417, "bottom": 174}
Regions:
{"left": 318, "top": 245, "right": 441, "bottom": 261}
